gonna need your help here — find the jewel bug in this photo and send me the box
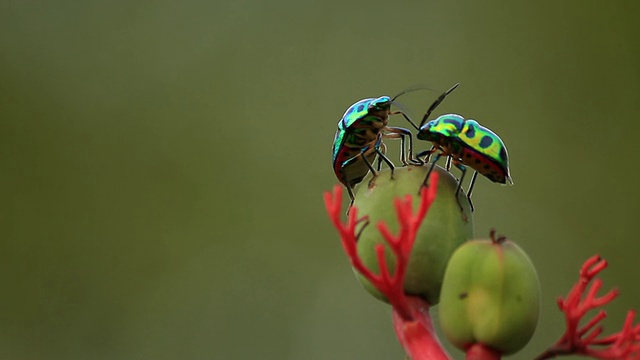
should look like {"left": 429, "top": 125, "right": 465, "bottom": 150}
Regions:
{"left": 332, "top": 94, "right": 422, "bottom": 204}
{"left": 417, "top": 113, "right": 513, "bottom": 211}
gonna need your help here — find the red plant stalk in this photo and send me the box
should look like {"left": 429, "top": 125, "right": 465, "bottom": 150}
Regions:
{"left": 324, "top": 173, "right": 452, "bottom": 360}
{"left": 465, "top": 344, "right": 502, "bottom": 360}
{"left": 393, "top": 296, "right": 451, "bottom": 360}
{"left": 535, "top": 255, "right": 640, "bottom": 360}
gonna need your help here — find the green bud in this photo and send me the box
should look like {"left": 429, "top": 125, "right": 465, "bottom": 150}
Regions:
{"left": 438, "top": 232, "right": 540, "bottom": 355}
{"left": 353, "top": 165, "right": 473, "bottom": 305}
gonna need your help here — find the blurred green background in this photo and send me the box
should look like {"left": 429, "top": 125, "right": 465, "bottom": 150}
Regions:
{"left": 1, "top": 1, "right": 639, "bottom": 359}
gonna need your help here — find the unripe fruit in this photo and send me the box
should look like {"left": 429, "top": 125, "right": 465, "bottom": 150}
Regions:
{"left": 438, "top": 231, "right": 540, "bottom": 355}
{"left": 353, "top": 165, "right": 473, "bottom": 305}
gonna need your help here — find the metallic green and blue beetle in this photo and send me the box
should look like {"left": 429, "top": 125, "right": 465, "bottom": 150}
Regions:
{"left": 416, "top": 113, "right": 513, "bottom": 211}
{"left": 332, "top": 83, "right": 512, "bottom": 210}
{"left": 332, "top": 94, "right": 422, "bottom": 203}
{"left": 413, "top": 84, "right": 512, "bottom": 211}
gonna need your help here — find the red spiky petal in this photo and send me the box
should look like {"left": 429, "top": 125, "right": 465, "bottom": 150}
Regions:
{"left": 535, "top": 255, "right": 640, "bottom": 359}
{"left": 324, "top": 173, "right": 452, "bottom": 360}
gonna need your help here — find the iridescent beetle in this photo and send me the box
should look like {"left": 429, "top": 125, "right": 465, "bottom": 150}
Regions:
{"left": 332, "top": 95, "right": 422, "bottom": 203}
{"left": 417, "top": 113, "right": 513, "bottom": 211}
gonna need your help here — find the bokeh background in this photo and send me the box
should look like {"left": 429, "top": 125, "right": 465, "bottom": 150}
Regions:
{"left": 1, "top": 1, "right": 639, "bottom": 359}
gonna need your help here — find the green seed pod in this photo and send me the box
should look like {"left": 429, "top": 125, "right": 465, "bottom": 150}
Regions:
{"left": 353, "top": 165, "right": 473, "bottom": 305}
{"left": 438, "top": 232, "right": 540, "bottom": 355}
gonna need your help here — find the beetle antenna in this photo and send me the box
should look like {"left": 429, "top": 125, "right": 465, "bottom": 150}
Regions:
{"left": 389, "top": 100, "right": 421, "bottom": 130}
{"left": 390, "top": 84, "right": 444, "bottom": 131}
{"left": 418, "top": 83, "right": 460, "bottom": 128}
{"left": 391, "top": 84, "right": 440, "bottom": 102}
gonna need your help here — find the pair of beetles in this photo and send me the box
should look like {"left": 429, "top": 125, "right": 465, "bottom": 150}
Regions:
{"left": 332, "top": 84, "right": 513, "bottom": 211}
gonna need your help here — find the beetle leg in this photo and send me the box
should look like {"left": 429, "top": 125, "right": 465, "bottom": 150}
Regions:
{"left": 374, "top": 148, "right": 395, "bottom": 184}
{"left": 453, "top": 163, "right": 466, "bottom": 196}
{"left": 452, "top": 161, "right": 474, "bottom": 212}
{"left": 445, "top": 156, "right": 452, "bottom": 172}
{"left": 417, "top": 145, "right": 437, "bottom": 163}
{"left": 360, "top": 150, "right": 378, "bottom": 176}
{"left": 346, "top": 185, "right": 355, "bottom": 202}
{"left": 357, "top": 147, "right": 381, "bottom": 189}
{"left": 466, "top": 171, "right": 479, "bottom": 212}
{"left": 421, "top": 153, "right": 442, "bottom": 190}
{"left": 376, "top": 153, "right": 383, "bottom": 172}
{"left": 340, "top": 172, "right": 357, "bottom": 215}
{"left": 385, "top": 126, "right": 424, "bottom": 166}
{"left": 381, "top": 132, "right": 407, "bottom": 166}
{"left": 376, "top": 142, "right": 388, "bottom": 171}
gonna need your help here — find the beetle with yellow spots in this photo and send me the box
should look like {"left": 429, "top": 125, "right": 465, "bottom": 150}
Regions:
{"left": 417, "top": 113, "right": 513, "bottom": 211}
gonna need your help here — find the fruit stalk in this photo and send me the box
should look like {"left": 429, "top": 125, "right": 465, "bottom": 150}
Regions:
{"left": 392, "top": 296, "right": 452, "bottom": 360}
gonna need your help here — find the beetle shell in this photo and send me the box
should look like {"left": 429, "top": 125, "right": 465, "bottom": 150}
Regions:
{"left": 332, "top": 96, "right": 392, "bottom": 187}
{"left": 418, "top": 114, "right": 466, "bottom": 158}
{"left": 418, "top": 114, "right": 465, "bottom": 140}
{"left": 456, "top": 120, "right": 511, "bottom": 184}
{"left": 418, "top": 114, "right": 512, "bottom": 184}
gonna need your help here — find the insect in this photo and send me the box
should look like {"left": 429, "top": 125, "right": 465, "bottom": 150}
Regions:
{"left": 332, "top": 95, "right": 422, "bottom": 204}
{"left": 417, "top": 112, "right": 513, "bottom": 211}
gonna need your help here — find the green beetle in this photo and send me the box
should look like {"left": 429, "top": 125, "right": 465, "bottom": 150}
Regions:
{"left": 332, "top": 96, "right": 421, "bottom": 203}
{"left": 417, "top": 113, "right": 513, "bottom": 211}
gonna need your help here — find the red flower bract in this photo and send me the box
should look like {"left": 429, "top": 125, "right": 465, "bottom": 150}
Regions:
{"left": 323, "top": 173, "right": 439, "bottom": 320}
{"left": 535, "top": 255, "right": 640, "bottom": 360}
{"left": 324, "top": 173, "right": 453, "bottom": 360}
